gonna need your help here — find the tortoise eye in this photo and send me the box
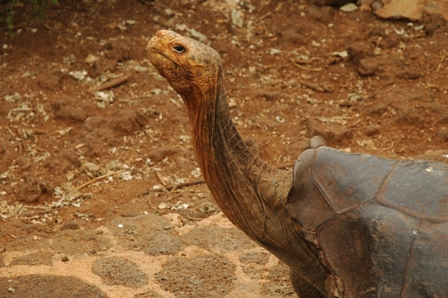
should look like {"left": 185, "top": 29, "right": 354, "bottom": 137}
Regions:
{"left": 173, "top": 45, "right": 186, "bottom": 53}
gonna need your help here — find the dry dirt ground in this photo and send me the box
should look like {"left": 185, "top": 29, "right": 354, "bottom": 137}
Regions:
{"left": 0, "top": 0, "right": 447, "bottom": 297}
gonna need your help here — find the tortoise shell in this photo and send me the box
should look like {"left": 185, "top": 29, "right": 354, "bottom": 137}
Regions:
{"left": 287, "top": 145, "right": 448, "bottom": 297}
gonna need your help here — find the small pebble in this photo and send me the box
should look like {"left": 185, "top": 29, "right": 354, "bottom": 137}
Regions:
{"left": 61, "top": 221, "right": 80, "bottom": 230}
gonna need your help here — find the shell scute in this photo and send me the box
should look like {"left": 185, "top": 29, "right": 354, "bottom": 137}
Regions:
{"left": 312, "top": 147, "right": 398, "bottom": 214}
{"left": 377, "top": 161, "right": 448, "bottom": 220}
{"left": 318, "top": 204, "right": 418, "bottom": 296}
{"left": 402, "top": 220, "right": 448, "bottom": 297}
{"left": 286, "top": 148, "right": 334, "bottom": 229}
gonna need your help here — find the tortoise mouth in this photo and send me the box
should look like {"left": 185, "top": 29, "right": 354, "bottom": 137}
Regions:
{"left": 147, "top": 50, "right": 164, "bottom": 62}
{"left": 148, "top": 50, "right": 176, "bottom": 76}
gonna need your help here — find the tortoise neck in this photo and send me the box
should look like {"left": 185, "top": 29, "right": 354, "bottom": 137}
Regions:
{"left": 182, "top": 79, "right": 328, "bottom": 295}
{"left": 185, "top": 80, "right": 291, "bottom": 235}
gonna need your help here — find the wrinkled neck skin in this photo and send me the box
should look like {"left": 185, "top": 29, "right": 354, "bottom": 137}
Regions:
{"left": 184, "top": 77, "right": 291, "bottom": 243}
{"left": 180, "top": 76, "right": 327, "bottom": 295}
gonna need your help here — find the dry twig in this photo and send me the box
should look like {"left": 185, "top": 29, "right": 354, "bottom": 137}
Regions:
{"left": 256, "top": 12, "right": 272, "bottom": 23}
{"left": 18, "top": 128, "right": 27, "bottom": 153}
{"left": 32, "top": 128, "right": 49, "bottom": 135}
{"left": 89, "top": 74, "right": 131, "bottom": 92}
{"left": 144, "top": 180, "right": 206, "bottom": 194}
{"left": 155, "top": 170, "right": 167, "bottom": 186}
{"left": 20, "top": 209, "right": 55, "bottom": 217}
{"left": 76, "top": 169, "right": 127, "bottom": 191}
{"left": 146, "top": 195, "right": 158, "bottom": 212}
{"left": 297, "top": 79, "right": 334, "bottom": 92}
{"left": 437, "top": 50, "right": 448, "bottom": 72}
{"left": 290, "top": 58, "right": 322, "bottom": 72}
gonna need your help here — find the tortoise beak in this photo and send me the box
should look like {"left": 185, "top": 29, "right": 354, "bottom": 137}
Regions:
{"left": 147, "top": 30, "right": 179, "bottom": 54}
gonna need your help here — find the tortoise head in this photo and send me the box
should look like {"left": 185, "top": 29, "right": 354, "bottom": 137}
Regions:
{"left": 147, "top": 30, "right": 223, "bottom": 103}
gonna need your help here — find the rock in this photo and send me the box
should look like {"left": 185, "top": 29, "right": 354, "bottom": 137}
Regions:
{"left": 367, "top": 27, "right": 400, "bottom": 49}
{"left": 364, "top": 124, "right": 381, "bottom": 136}
{"left": 85, "top": 110, "right": 146, "bottom": 138}
{"left": 374, "top": 0, "right": 448, "bottom": 22}
{"left": 255, "top": 92, "right": 280, "bottom": 102}
{"left": 84, "top": 116, "right": 109, "bottom": 133}
{"left": 145, "top": 233, "right": 184, "bottom": 255}
{"left": 306, "top": 119, "right": 354, "bottom": 146}
{"left": 81, "top": 161, "right": 102, "bottom": 177}
{"left": 9, "top": 251, "right": 53, "bottom": 266}
{"left": 358, "top": 57, "right": 380, "bottom": 76}
{"left": 147, "top": 147, "right": 182, "bottom": 163}
{"left": 43, "top": 148, "right": 81, "bottom": 175}
{"left": 111, "top": 110, "right": 147, "bottom": 136}
{"left": 107, "top": 215, "right": 185, "bottom": 256}
{"left": 242, "top": 263, "right": 265, "bottom": 280}
{"left": 379, "top": 34, "right": 400, "bottom": 49}
{"left": 90, "top": 57, "right": 118, "bottom": 77}
{"left": 347, "top": 42, "right": 373, "bottom": 64}
{"left": 38, "top": 73, "right": 61, "bottom": 90}
{"left": 305, "top": 5, "right": 335, "bottom": 23}
{"left": 52, "top": 229, "right": 113, "bottom": 255}
{"left": 231, "top": 9, "right": 244, "bottom": 28}
{"left": 358, "top": 0, "right": 384, "bottom": 12}
{"left": 54, "top": 106, "right": 87, "bottom": 122}
{"left": 434, "top": 129, "right": 448, "bottom": 142}
{"left": 60, "top": 221, "right": 81, "bottom": 230}
{"left": 156, "top": 254, "right": 236, "bottom": 297}
{"left": 62, "top": 149, "right": 82, "bottom": 168}
{"left": 52, "top": 96, "right": 88, "bottom": 123}
{"left": 396, "top": 67, "right": 421, "bottom": 80}
{"left": 182, "top": 226, "right": 257, "bottom": 253}
{"left": 17, "top": 178, "right": 54, "bottom": 203}
{"left": 423, "top": 13, "right": 447, "bottom": 36}
{"left": 92, "top": 257, "right": 148, "bottom": 288}
{"left": 392, "top": 105, "right": 426, "bottom": 126}
{"left": 0, "top": 276, "right": 107, "bottom": 297}
{"left": 281, "top": 28, "right": 309, "bottom": 45}
{"left": 340, "top": 3, "right": 359, "bottom": 12}
{"left": 239, "top": 251, "right": 270, "bottom": 265}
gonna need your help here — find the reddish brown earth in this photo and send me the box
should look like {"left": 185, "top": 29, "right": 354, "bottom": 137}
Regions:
{"left": 0, "top": 1, "right": 447, "bottom": 297}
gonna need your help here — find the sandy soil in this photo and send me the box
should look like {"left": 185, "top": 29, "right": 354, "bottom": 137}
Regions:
{"left": 0, "top": 0, "right": 447, "bottom": 297}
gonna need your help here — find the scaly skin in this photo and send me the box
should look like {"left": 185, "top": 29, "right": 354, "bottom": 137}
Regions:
{"left": 147, "top": 30, "right": 328, "bottom": 297}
